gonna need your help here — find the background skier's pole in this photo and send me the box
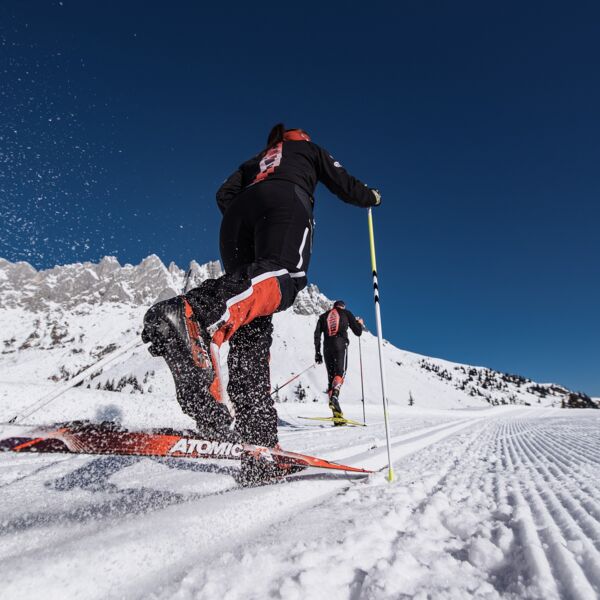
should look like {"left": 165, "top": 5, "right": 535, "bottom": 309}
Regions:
{"left": 358, "top": 336, "right": 366, "bottom": 424}
{"left": 270, "top": 363, "right": 316, "bottom": 396}
{"left": 367, "top": 207, "right": 394, "bottom": 482}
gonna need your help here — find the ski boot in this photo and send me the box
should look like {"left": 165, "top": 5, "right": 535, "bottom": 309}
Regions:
{"left": 328, "top": 390, "right": 345, "bottom": 426}
{"left": 142, "top": 295, "right": 210, "bottom": 368}
{"left": 142, "top": 296, "right": 233, "bottom": 436}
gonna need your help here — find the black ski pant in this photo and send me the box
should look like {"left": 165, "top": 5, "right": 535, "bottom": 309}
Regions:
{"left": 186, "top": 180, "right": 313, "bottom": 445}
{"left": 324, "top": 337, "right": 348, "bottom": 399}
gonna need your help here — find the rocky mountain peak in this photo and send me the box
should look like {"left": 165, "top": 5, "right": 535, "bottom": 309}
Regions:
{"left": 292, "top": 284, "right": 332, "bottom": 316}
{"left": 0, "top": 255, "right": 224, "bottom": 311}
{"left": 0, "top": 255, "right": 331, "bottom": 315}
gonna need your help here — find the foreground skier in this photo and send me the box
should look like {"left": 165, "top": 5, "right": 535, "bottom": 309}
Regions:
{"left": 314, "top": 300, "right": 364, "bottom": 421}
{"left": 142, "top": 123, "right": 380, "bottom": 484}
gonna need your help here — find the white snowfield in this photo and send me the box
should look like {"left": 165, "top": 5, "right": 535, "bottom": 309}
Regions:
{"left": 1, "top": 399, "right": 600, "bottom": 600}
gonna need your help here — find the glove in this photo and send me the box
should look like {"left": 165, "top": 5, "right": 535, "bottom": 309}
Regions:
{"left": 356, "top": 317, "right": 365, "bottom": 328}
{"left": 315, "top": 352, "right": 323, "bottom": 364}
{"left": 371, "top": 189, "right": 381, "bottom": 206}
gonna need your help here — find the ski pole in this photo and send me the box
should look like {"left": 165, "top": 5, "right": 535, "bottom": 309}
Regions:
{"left": 367, "top": 207, "right": 394, "bottom": 482}
{"left": 270, "top": 363, "right": 316, "bottom": 396}
{"left": 8, "top": 338, "right": 142, "bottom": 424}
{"left": 358, "top": 335, "right": 366, "bottom": 424}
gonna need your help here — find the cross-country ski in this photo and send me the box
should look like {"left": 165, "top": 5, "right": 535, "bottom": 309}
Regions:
{"left": 0, "top": 420, "right": 373, "bottom": 476}
{"left": 298, "top": 415, "right": 367, "bottom": 427}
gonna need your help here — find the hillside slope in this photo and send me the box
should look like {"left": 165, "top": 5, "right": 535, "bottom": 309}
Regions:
{"left": 0, "top": 255, "right": 585, "bottom": 426}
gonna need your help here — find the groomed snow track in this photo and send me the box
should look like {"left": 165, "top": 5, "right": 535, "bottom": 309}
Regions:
{"left": 1, "top": 407, "right": 599, "bottom": 599}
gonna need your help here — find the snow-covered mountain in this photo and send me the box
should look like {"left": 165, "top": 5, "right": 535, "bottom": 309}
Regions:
{"left": 0, "top": 256, "right": 594, "bottom": 424}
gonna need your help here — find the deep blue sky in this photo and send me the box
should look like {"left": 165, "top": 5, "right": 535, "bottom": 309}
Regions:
{"left": 1, "top": 1, "right": 599, "bottom": 394}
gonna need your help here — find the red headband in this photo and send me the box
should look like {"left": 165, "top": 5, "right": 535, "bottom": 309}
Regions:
{"left": 283, "top": 129, "right": 311, "bottom": 142}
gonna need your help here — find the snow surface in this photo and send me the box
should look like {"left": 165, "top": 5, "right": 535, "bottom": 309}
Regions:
{"left": 1, "top": 394, "right": 600, "bottom": 599}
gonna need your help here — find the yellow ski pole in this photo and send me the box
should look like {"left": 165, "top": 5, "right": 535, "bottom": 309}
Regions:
{"left": 367, "top": 207, "right": 394, "bottom": 482}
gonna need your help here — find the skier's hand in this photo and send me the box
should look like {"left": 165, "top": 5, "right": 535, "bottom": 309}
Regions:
{"left": 370, "top": 189, "right": 382, "bottom": 206}
{"left": 356, "top": 317, "right": 365, "bottom": 328}
{"left": 315, "top": 352, "right": 323, "bottom": 364}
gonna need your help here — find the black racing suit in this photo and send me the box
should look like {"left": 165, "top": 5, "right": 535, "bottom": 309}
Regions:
{"left": 180, "top": 140, "right": 377, "bottom": 446}
{"left": 314, "top": 307, "right": 363, "bottom": 406}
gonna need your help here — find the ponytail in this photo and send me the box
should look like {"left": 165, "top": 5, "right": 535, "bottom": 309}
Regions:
{"left": 266, "top": 123, "right": 285, "bottom": 150}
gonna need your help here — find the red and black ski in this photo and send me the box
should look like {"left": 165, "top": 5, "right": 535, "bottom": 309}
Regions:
{"left": 0, "top": 422, "right": 372, "bottom": 475}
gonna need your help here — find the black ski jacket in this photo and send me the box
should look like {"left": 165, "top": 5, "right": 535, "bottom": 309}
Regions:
{"left": 217, "top": 140, "right": 377, "bottom": 214}
{"left": 314, "top": 307, "right": 363, "bottom": 353}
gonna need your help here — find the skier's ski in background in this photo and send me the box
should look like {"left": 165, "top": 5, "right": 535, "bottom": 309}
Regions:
{"left": 298, "top": 416, "right": 367, "bottom": 427}
{"left": 0, "top": 421, "right": 372, "bottom": 474}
